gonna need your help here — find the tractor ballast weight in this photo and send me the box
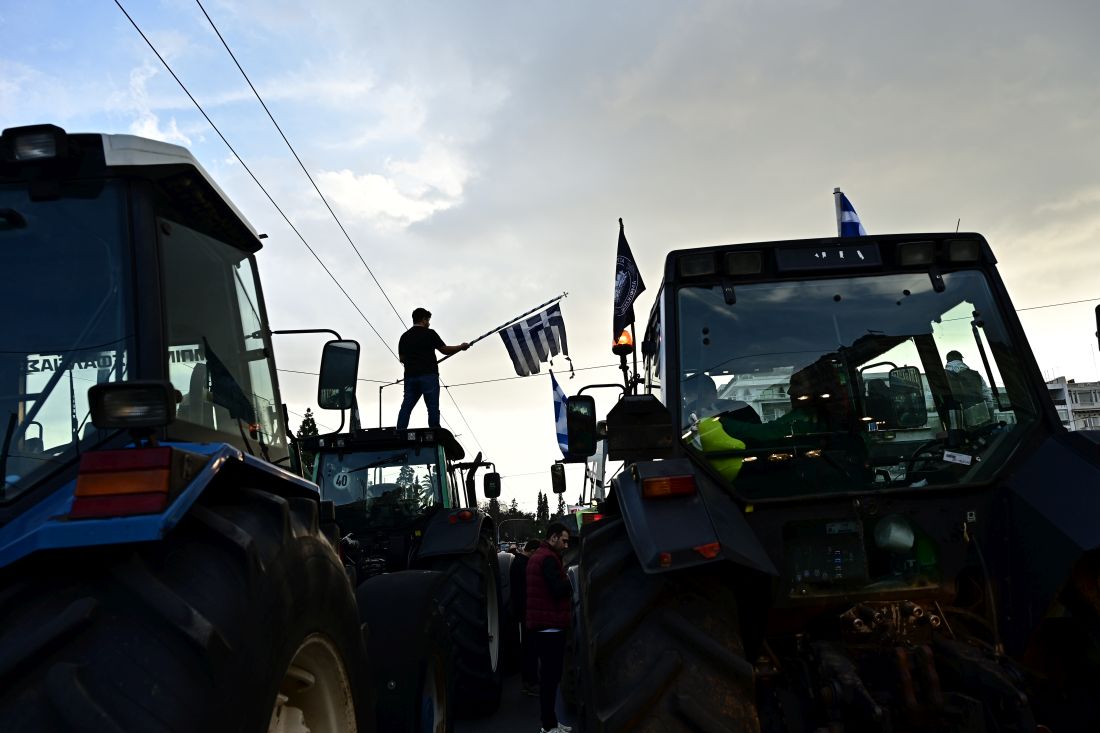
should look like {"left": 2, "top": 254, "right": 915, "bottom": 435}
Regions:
{"left": 567, "top": 231, "right": 1100, "bottom": 731}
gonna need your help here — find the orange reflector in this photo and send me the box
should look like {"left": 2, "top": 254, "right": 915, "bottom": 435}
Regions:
{"left": 641, "top": 475, "right": 696, "bottom": 499}
{"left": 694, "top": 542, "right": 721, "bottom": 559}
{"left": 76, "top": 469, "right": 171, "bottom": 497}
{"left": 658, "top": 552, "right": 672, "bottom": 568}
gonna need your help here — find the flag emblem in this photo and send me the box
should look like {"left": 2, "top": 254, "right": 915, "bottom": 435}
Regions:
{"left": 613, "top": 218, "right": 646, "bottom": 337}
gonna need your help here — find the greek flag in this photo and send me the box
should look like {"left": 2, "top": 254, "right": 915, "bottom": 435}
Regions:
{"left": 834, "top": 188, "right": 867, "bottom": 237}
{"left": 551, "top": 371, "right": 569, "bottom": 455}
{"left": 499, "top": 302, "right": 570, "bottom": 377}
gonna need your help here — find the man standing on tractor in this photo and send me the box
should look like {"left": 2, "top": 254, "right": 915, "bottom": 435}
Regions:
{"left": 526, "top": 522, "right": 573, "bottom": 733}
{"left": 396, "top": 307, "right": 469, "bottom": 429}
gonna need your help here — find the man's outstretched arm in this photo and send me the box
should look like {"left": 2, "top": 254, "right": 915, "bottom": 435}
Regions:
{"left": 438, "top": 342, "right": 470, "bottom": 356}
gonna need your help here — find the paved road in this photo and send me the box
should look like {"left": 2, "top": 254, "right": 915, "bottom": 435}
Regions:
{"left": 456, "top": 673, "right": 576, "bottom": 733}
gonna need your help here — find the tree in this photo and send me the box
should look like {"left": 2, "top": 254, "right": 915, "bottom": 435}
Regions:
{"left": 487, "top": 497, "right": 501, "bottom": 524}
{"left": 536, "top": 491, "right": 550, "bottom": 534}
{"left": 508, "top": 498, "right": 520, "bottom": 515}
{"left": 554, "top": 493, "right": 567, "bottom": 519}
{"left": 296, "top": 408, "right": 319, "bottom": 477}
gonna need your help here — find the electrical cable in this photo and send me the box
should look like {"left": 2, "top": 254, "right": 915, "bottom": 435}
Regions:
{"left": 194, "top": 0, "right": 407, "bottom": 332}
{"left": 113, "top": 0, "right": 398, "bottom": 362}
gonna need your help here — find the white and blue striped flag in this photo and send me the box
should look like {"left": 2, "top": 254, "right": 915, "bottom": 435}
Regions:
{"left": 499, "top": 302, "right": 571, "bottom": 377}
{"left": 551, "top": 371, "right": 569, "bottom": 455}
{"left": 834, "top": 188, "right": 867, "bottom": 237}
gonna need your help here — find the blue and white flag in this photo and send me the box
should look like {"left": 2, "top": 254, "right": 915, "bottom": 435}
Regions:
{"left": 551, "top": 371, "right": 569, "bottom": 455}
{"left": 499, "top": 302, "right": 571, "bottom": 377}
{"left": 834, "top": 188, "right": 867, "bottom": 237}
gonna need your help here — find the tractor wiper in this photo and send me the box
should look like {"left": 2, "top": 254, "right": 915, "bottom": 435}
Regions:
{"left": 0, "top": 413, "right": 15, "bottom": 493}
{"left": 349, "top": 453, "right": 408, "bottom": 474}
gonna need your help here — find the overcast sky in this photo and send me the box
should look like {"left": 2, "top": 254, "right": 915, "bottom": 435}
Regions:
{"left": 4, "top": 0, "right": 1099, "bottom": 510}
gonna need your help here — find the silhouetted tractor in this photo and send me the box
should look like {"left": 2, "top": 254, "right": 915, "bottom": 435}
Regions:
{"left": 301, "top": 416, "right": 505, "bottom": 725}
{"left": 562, "top": 233, "right": 1100, "bottom": 731}
{"left": 0, "top": 125, "right": 370, "bottom": 732}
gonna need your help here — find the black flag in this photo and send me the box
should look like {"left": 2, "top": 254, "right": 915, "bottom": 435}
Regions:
{"left": 612, "top": 218, "right": 646, "bottom": 337}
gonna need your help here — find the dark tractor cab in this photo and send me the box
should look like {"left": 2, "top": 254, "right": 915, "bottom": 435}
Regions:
{"left": 304, "top": 426, "right": 499, "bottom": 578}
{"left": 564, "top": 232, "right": 1100, "bottom": 732}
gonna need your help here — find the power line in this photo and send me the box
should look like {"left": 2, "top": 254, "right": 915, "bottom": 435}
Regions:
{"left": 194, "top": 0, "right": 407, "bottom": 333}
{"left": 1017, "top": 297, "right": 1100, "bottom": 312}
{"left": 191, "top": 0, "right": 488, "bottom": 449}
{"left": 278, "top": 363, "right": 619, "bottom": 388}
{"left": 113, "top": 0, "right": 399, "bottom": 362}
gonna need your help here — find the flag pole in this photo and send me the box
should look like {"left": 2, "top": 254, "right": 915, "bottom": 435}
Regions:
{"left": 629, "top": 322, "right": 638, "bottom": 395}
{"left": 436, "top": 292, "right": 568, "bottom": 365}
{"left": 833, "top": 187, "right": 843, "bottom": 237}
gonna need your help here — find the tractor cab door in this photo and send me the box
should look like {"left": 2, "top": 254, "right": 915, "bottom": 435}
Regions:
{"left": 158, "top": 213, "right": 288, "bottom": 463}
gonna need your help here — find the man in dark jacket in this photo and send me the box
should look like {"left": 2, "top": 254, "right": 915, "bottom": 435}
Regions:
{"left": 510, "top": 539, "right": 541, "bottom": 695}
{"left": 526, "top": 523, "right": 573, "bottom": 733}
{"left": 396, "top": 307, "right": 469, "bottom": 429}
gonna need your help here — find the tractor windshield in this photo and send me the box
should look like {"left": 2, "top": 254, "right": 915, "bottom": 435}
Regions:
{"left": 316, "top": 446, "right": 447, "bottom": 529}
{"left": 0, "top": 181, "right": 133, "bottom": 502}
{"left": 677, "top": 269, "right": 1039, "bottom": 500}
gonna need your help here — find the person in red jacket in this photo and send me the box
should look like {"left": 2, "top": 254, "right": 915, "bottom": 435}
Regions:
{"left": 525, "top": 522, "right": 573, "bottom": 733}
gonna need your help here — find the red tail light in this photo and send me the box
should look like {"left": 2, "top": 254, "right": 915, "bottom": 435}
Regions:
{"left": 694, "top": 542, "right": 721, "bottom": 559}
{"left": 70, "top": 447, "right": 205, "bottom": 519}
{"left": 641, "top": 475, "right": 696, "bottom": 499}
{"left": 448, "top": 509, "right": 476, "bottom": 524}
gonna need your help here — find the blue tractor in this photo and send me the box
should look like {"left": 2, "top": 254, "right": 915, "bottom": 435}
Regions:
{"left": 563, "top": 234, "right": 1100, "bottom": 731}
{"left": 0, "top": 125, "right": 371, "bottom": 732}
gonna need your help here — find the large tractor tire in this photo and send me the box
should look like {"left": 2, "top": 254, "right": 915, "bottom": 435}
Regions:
{"left": 356, "top": 571, "right": 453, "bottom": 733}
{"left": 577, "top": 516, "right": 759, "bottom": 732}
{"left": 428, "top": 532, "right": 504, "bottom": 717}
{"left": 0, "top": 488, "right": 371, "bottom": 733}
{"left": 495, "top": 550, "right": 522, "bottom": 674}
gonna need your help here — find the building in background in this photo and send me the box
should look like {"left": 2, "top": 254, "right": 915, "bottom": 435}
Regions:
{"left": 1046, "top": 377, "right": 1100, "bottom": 430}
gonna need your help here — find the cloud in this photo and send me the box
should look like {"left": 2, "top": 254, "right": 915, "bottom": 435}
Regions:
{"left": 122, "top": 63, "right": 192, "bottom": 145}
{"left": 313, "top": 144, "right": 472, "bottom": 230}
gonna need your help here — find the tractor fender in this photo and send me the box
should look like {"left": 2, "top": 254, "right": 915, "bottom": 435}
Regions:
{"left": 0, "top": 441, "right": 319, "bottom": 569}
{"left": 614, "top": 457, "right": 777, "bottom": 576}
{"left": 1000, "top": 431, "right": 1100, "bottom": 654}
{"left": 416, "top": 508, "right": 492, "bottom": 560}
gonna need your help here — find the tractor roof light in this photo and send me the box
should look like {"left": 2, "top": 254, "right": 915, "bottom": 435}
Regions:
{"left": 947, "top": 239, "right": 982, "bottom": 262}
{"left": 897, "top": 242, "right": 935, "bottom": 267}
{"left": 1, "top": 124, "right": 69, "bottom": 163}
{"left": 612, "top": 328, "right": 635, "bottom": 356}
{"left": 725, "top": 251, "right": 762, "bottom": 276}
{"left": 678, "top": 253, "right": 717, "bottom": 278}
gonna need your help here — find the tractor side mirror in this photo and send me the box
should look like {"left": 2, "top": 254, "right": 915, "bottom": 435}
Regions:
{"left": 888, "top": 365, "right": 929, "bottom": 428}
{"left": 317, "top": 340, "right": 360, "bottom": 410}
{"left": 550, "top": 463, "right": 566, "bottom": 494}
{"left": 483, "top": 472, "right": 501, "bottom": 499}
{"left": 565, "top": 395, "right": 598, "bottom": 457}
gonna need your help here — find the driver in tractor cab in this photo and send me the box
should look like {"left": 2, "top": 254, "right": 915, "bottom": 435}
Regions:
{"left": 693, "top": 361, "right": 859, "bottom": 483}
